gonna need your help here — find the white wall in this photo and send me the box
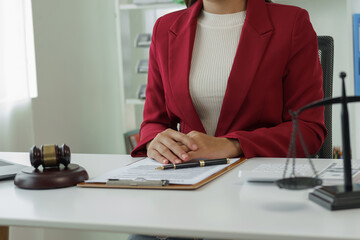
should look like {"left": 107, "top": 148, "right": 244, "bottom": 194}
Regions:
{"left": 0, "top": 0, "right": 126, "bottom": 154}
{"left": 31, "top": 0, "right": 125, "bottom": 154}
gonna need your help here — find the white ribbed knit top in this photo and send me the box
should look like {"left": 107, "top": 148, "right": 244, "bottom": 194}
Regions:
{"left": 189, "top": 10, "right": 246, "bottom": 136}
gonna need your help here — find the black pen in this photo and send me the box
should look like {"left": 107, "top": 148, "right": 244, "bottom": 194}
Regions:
{"left": 156, "top": 158, "right": 230, "bottom": 170}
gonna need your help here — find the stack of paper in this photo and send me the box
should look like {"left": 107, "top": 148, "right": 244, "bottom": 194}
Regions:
{"left": 86, "top": 157, "right": 241, "bottom": 185}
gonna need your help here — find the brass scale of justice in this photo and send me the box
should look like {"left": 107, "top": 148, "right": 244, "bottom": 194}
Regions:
{"left": 277, "top": 72, "right": 360, "bottom": 211}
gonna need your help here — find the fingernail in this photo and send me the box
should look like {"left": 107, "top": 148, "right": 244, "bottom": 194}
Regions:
{"left": 192, "top": 144, "right": 198, "bottom": 149}
{"left": 181, "top": 154, "right": 188, "bottom": 160}
{"left": 162, "top": 159, "right": 167, "bottom": 164}
{"left": 175, "top": 159, "right": 182, "bottom": 164}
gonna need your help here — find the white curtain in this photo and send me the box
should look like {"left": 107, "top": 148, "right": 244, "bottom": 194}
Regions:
{"left": 0, "top": 0, "right": 36, "bottom": 152}
{"left": 0, "top": 0, "right": 37, "bottom": 102}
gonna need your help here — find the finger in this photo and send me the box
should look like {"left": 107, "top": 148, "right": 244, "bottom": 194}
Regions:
{"left": 159, "top": 139, "right": 191, "bottom": 162}
{"left": 147, "top": 148, "right": 169, "bottom": 164}
{"left": 186, "top": 151, "right": 200, "bottom": 161}
{"left": 156, "top": 130, "right": 192, "bottom": 161}
{"left": 174, "top": 144, "right": 191, "bottom": 160}
{"left": 187, "top": 130, "right": 201, "bottom": 139}
{"left": 165, "top": 130, "right": 198, "bottom": 151}
{"left": 148, "top": 131, "right": 181, "bottom": 163}
{"left": 176, "top": 141, "right": 191, "bottom": 151}
{"left": 155, "top": 143, "right": 182, "bottom": 164}
{"left": 179, "top": 144, "right": 190, "bottom": 152}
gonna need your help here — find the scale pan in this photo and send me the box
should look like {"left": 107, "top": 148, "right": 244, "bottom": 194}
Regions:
{"left": 276, "top": 177, "right": 322, "bottom": 190}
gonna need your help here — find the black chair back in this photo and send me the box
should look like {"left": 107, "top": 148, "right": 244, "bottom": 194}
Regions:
{"left": 316, "top": 36, "right": 334, "bottom": 158}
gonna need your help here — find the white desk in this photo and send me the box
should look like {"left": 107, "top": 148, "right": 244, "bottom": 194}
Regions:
{"left": 1, "top": 152, "right": 360, "bottom": 240}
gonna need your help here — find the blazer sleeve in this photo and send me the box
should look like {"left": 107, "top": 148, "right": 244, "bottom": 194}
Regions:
{"left": 220, "top": 10, "right": 327, "bottom": 158}
{"left": 131, "top": 18, "right": 170, "bottom": 157}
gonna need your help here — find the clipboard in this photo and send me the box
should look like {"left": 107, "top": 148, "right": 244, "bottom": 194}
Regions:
{"left": 77, "top": 158, "right": 246, "bottom": 190}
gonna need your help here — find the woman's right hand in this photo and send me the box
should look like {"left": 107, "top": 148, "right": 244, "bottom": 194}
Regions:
{"left": 146, "top": 129, "right": 198, "bottom": 164}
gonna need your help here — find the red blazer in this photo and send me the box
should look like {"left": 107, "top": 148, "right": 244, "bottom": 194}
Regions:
{"left": 131, "top": 0, "right": 327, "bottom": 158}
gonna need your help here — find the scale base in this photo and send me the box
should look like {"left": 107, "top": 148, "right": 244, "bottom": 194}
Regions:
{"left": 309, "top": 184, "right": 360, "bottom": 210}
{"left": 14, "top": 163, "right": 88, "bottom": 189}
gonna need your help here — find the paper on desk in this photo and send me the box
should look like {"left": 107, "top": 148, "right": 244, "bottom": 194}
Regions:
{"left": 317, "top": 161, "right": 360, "bottom": 185}
{"left": 239, "top": 159, "right": 360, "bottom": 186}
{"left": 86, "top": 157, "right": 241, "bottom": 185}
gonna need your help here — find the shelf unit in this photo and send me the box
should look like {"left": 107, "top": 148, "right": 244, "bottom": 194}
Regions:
{"left": 115, "top": 1, "right": 184, "bottom": 133}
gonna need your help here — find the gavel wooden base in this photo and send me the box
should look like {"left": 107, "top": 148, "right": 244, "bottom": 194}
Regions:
{"left": 14, "top": 164, "right": 88, "bottom": 189}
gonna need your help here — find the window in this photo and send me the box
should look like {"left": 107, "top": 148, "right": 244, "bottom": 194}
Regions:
{"left": 0, "top": 0, "right": 37, "bottom": 103}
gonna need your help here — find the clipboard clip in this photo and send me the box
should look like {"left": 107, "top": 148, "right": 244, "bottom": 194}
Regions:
{"left": 107, "top": 178, "right": 169, "bottom": 187}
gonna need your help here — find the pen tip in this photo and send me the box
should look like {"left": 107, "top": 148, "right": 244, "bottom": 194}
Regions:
{"left": 156, "top": 166, "right": 164, "bottom": 170}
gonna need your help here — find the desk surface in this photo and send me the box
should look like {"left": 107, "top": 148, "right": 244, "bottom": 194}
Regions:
{"left": 0, "top": 152, "right": 360, "bottom": 240}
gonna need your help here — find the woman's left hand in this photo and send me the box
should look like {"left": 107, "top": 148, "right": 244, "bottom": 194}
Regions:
{"left": 185, "top": 131, "right": 243, "bottom": 160}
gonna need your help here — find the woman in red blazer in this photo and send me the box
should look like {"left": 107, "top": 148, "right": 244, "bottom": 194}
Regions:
{"left": 131, "top": 0, "right": 327, "bottom": 164}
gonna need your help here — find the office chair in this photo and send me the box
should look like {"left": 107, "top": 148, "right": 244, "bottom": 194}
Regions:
{"left": 124, "top": 129, "right": 140, "bottom": 154}
{"left": 316, "top": 36, "right": 334, "bottom": 158}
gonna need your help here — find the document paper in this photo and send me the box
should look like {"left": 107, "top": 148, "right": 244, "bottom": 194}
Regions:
{"left": 87, "top": 157, "right": 241, "bottom": 185}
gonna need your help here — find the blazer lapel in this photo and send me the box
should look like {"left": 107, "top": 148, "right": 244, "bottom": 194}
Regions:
{"left": 168, "top": 1, "right": 205, "bottom": 133}
{"left": 215, "top": 0, "right": 274, "bottom": 136}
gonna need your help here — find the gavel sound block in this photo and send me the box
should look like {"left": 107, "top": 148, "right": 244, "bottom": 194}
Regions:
{"left": 14, "top": 144, "right": 88, "bottom": 189}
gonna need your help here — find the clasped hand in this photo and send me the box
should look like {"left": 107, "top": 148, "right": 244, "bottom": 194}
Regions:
{"left": 146, "top": 129, "right": 242, "bottom": 164}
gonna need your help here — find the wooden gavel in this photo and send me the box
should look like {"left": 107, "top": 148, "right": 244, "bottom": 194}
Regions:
{"left": 30, "top": 144, "right": 71, "bottom": 169}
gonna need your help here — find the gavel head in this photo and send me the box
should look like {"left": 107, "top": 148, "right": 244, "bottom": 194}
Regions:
{"left": 30, "top": 144, "right": 71, "bottom": 169}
